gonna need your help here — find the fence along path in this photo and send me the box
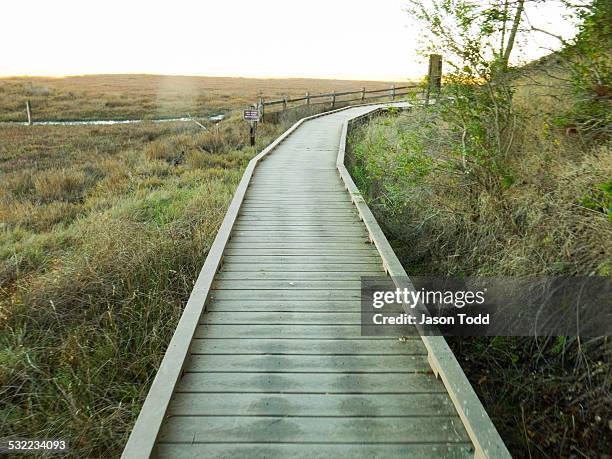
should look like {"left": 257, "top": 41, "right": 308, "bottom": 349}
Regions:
{"left": 122, "top": 103, "right": 510, "bottom": 458}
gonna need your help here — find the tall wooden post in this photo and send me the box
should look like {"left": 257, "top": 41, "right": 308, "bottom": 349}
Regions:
{"left": 26, "top": 100, "right": 32, "bottom": 125}
{"left": 306, "top": 92, "right": 310, "bottom": 106}
{"left": 258, "top": 97, "right": 265, "bottom": 123}
{"left": 361, "top": 87, "right": 366, "bottom": 102}
{"left": 249, "top": 122, "right": 256, "bottom": 146}
{"left": 283, "top": 97, "right": 287, "bottom": 111}
{"left": 331, "top": 92, "right": 336, "bottom": 108}
{"left": 392, "top": 84, "right": 396, "bottom": 100}
{"left": 425, "top": 54, "right": 443, "bottom": 105}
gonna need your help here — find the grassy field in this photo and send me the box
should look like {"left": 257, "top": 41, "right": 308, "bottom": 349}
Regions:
{"left": 0, "top": 72, "right": 408, "bottom": 455}
{"left": 0, "top": 74, "right": 404, "bottom": 122}
{"left": 0, "top": 98, "right": 318, "bottom": 455}
{"left": 347, "top": 63, "right": 611, "bottom": 456}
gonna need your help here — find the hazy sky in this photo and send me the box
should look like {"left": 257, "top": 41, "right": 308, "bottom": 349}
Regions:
{"left": 2, "top": 0, "right": 578, "bottom": 81}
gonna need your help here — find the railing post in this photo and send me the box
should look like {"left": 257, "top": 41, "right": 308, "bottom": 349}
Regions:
{"left": 392, "top": 85, "right": 396, "bottom": 100}
{"left": 258, "top": 97, "right": 265, "bottom": 123}
{"left": 361, "top": 87, "right": 366, "bottom": 102}
{"left": 283, "top": 96, "right": 287, "bottom": 111}
{"left": 306, "top": 92, "right": 310, "bottom": 106}
{"left": 426, "top": 54, "right": 443, "bottom": 105}
{"left": 331, "top": 91, "right": 336, "bottom": 108}
{"left": 26, "top": 100, "right": 32, "bottom": 125}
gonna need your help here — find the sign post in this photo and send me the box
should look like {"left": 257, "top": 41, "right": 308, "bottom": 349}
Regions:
{"left": 243, "top": 108, "right": 260, "bottom": 147}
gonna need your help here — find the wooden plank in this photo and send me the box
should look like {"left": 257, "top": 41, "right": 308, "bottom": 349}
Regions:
{"left": 221, "top": 256, "right": 377, "bottom": 264}
{"left": 238, "top": 213, "right": 359, "bottom": 217}
{"left": 214, "top": 271, "right": 373, "bottom": 280}
{"left": 233, "top": 223, "right": 364, "bottom": 229}
{"left": 231, "top": 232, "right": 368, "bottom": 238}
{"left": 194, "top": 324, "right": 403, "bottom": 339}
{"left": 200, "top": 312, "right": 363, "bottom": 325}
{"left": 168, "top": 393, "right": 456, "bottom": 416}
{"left": 223, "top": 248, "right": 377, "bottom": 255}
{"left": 232, "top": 226, "right": 365, "bottom": 231}
{"left": 242, "top": 199, "right": 352, "bottom": 204}
{"left": 219, "top": 264, "right": 384, "bottom": 272}
{"left": 211, "top": 280, "right": 364, "bottom": 289}
{"left": 208, "top": 290, "right": 361, "bottom": 300}
{"left": 155, "top": 443, "right": 473, "bottom": 459}
{"left": 231, "top": 229, "right": 367, "bottom": 236}
{"left": 186, "top": 354, "right": 429, "bottom": 373}
{"left": 239, "top": 207, "right": 355, "bottom": 211}
{"left": 176, "top": 372, "right": 446, "bottom": 394}
{"left": 189, "top": 338, "right": 424, "bottom": 355}
{"left": 228, "top": 236, "right": 373, "bottom": 243}
{"left": 158, "top": 416, "right": 470, "bottom": 443}
{"left": 225, "top": 242, "right": 374, "bottom": 249}
{"left": 237, "top": 216, "right": 360, "bottom": 221}
{"left": 206, "top": 299, "right": 362, "bottom": 311}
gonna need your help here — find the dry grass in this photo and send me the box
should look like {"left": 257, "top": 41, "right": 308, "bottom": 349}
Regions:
{"left": 348, "top": 65, "right": 611, "bottom": 456}
{"left": 0, "top": 107, "right": 298, "bottom": 455}
{"left": 0, "top": 74, "right": 405, "bottom": 122}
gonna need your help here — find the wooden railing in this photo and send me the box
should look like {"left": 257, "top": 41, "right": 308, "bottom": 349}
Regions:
{"left": 257, "top": 84, "right": 419, "bottom": 121}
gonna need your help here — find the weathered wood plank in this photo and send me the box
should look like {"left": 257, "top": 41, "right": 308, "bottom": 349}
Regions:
{"left": 223, "top": 248, "right": 377, "bottom": 255}
{"left": 233, "top": 223, "right": 364, "bottom": 229}
{"left": 221, "top": 255, "right": 378, "bottom": 264}
{"left": 219, "top": 263, "right": 384, "bottom": 272}
{"left": 176, "top": 372, "right": 446, "bottom": 394}
{"left": 187, "top": 354, "right": 429, "bottom": 372}
{"left": 200, "top": 312, "right": 362, "bottom": 325}
{"left": 205, "top": 299, "right": 362, "bottom": 311}
{"left": 189, "top": 338, "right": 424, "bottom": 355}
{"left": 208, "top": 290, "right": 361, "bottom": 300}
{"left": 237, "top": 216, "right": 360, "bottom": 221}
{"left": 225, "top": 242, "right": 374, "bottom": 249}
{"left": 231, "top": 230, "right": 367, "bottom": 236}
{"left": 168, "top": 393, "right": 456, "bottom": 416}
{"left": 211, "top": 280, "right": 364, "bottom": 289}
{"left": 155, "top": 443, "right": 473, "bottom": 459}
{"left": 158, "top": 416, "right": 470, "bottom": 443}
{"left": 228, "top": 236, "right": 373, "bottom": 244}
{"left": 194, "top": 324, "right": 403, "bottom": 339}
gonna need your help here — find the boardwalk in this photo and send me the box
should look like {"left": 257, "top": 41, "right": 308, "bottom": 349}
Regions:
{"left": 123, "top": 105, "right": 509, "bottom": 458}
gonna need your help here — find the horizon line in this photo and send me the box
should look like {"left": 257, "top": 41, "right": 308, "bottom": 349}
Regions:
{"left": 0, "top": 71, "right": 421, "bottom": 83}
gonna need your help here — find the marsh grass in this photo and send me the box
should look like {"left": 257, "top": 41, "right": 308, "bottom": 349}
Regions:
{"left": 348, "top": 66, "right": 611, "bottom": 456}
{"left": 0, "top": 74, "right": 403, "bottom": 122}
{"left": 0, "top": 114, "right": 290, "bottom": 456}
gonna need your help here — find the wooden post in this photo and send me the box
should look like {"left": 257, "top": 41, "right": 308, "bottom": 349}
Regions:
{"left": 26, "top": 100, "right": 32, "bottom": 125}
{"left": 306, "top": 92, "right": 310, "bottom": 106}
{"left": 331, "top": 92, "right": 336, "bottom": 108}
{"left": 361, "top": 87, "right": 366, "bottom": 102}
{"left": 392, "top": 85, "right": 396, "bottom": 100}
{"left": 249, "top": 122, "right": 256, "bottom": 146}
{"left": 258, "top": 97, "right": 265, "bottom": 123}
{"left": 283, "top": 96, "right": 287, "bottom": 111}
{"left": 426, "top": 54, "right": 443, "bottom": 105}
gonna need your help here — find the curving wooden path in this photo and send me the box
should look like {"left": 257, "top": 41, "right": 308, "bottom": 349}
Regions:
{"left": 123, "top": 104, "right": 510, "bottom": 458}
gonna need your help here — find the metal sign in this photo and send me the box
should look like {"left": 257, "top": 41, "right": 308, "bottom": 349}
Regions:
{"left": 243, "top": 109, "right": 260, "bottom": 121}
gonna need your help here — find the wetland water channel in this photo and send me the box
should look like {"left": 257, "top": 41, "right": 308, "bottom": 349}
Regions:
{"left": 0, "top": 114, "right": 225, "bottom": 126}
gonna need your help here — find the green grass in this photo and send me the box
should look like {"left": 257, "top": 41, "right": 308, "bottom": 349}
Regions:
{"left": 0, "top": 114, "right": 290, "bottom": 456}
{"left": 347, "top": 68, "right": 611, "bottom": 456}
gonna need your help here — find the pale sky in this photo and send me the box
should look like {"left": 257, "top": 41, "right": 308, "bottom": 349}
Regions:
{"left": 1, "top": 0, "right": 578, "bottom": 81}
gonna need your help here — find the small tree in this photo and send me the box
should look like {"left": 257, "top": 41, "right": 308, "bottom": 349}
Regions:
{"left": 406, "top": 0, "right": 532, "bottom": 176}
